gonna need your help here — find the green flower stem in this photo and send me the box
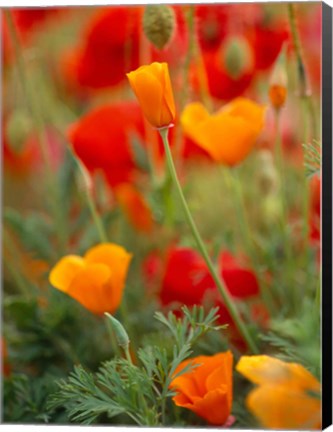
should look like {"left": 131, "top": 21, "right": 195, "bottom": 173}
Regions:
{"left": 273, "top": 110, "right": 298, "bottom": 311}
{"left": 274, "top": 109, "right": 288, "bottom": 227}
{"left": 223, "top": 168, "right": 277, "bottom": 315}
{"left": 74, "top": 157, "right": 108, "bottom": 244}
{"left": 86, "top": 192, "right": 108, "bottom": 243}
{"left": 287, "top": 3, "right": 318, "bottom": 140}
{"left": 159, "top": 127, "right": 259, "bottom": 354}
{"left": 5, "top": 10, "right": 67, "bottom": 254}
{"left": 173, "top": 5, "right": 196, "bottom": 163}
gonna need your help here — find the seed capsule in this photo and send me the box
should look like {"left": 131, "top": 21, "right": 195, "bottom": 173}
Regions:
{"left": 143, "top": 5, "right": 176, "bottom": 50}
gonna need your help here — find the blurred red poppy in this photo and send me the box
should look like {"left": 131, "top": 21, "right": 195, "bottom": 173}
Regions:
{"left": 62, "top": 7, "right": 142, "bottom": 91}
{"left": 192, "top": 47, "right": 255, "bottom": 101}
{"left": 12, "top": 8, "right": 64, "bottom": 38}
{"left": 247, "top": 20, "right": 289, "bottom": 71}
{"left": 309, "top": 175, "right": 320, "bottom": 244}
{"left": 68, "top": 102, "right": 145, "bottom": 187}
{"left": 158, "top": 246, "right": 259, "bottom": 307}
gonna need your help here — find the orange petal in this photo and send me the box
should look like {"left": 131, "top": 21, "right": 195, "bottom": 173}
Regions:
{"left": 191, "top": 387, "right": 231, "bottom": 425}
{"left": 236, "top": 355, "right": 320, "bottom": 391}
{"left": 194, "top": 113, "right": 259, "bottom": 165}
{"left": 49, "top": 255, "right": 85, "bottom": 293}
{"left": 127, "top": 69, "right": 163, "bottom": 128}
{"left": 67, "top": 263, "right": 112, "bottom": 314}
{"left": 247, "top": 384, "right": 321, "bottom": 429}
{"left": 171, "top": 374, "right": 202, "bottom": 404}
{"left": 181, "top": 102, "right": 210, "bottom": 142}
{"left": 85, "top": 243, "right": 131, "bottom": 307}
{"left": 220, "top": 97, "right": 266, "bottom": 134}
{"left": 161, "top": 62, "right": 176, "bottom": 124}
{"left": 206, "top": 352, "right": 233, "bottom": 407}
{"left": 84, "top": 243, "right": 132, "bottom": 271}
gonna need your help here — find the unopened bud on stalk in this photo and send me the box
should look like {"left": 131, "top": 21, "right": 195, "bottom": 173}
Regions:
{"left": 256, "top": 149, "right": 279, "bottom": 196}
{"left": 76, "top": 160, "right": 93, "bottom": 194}
{"left": 105, "top": 313, "right": 130, "bottom": 350}
{"left": 222, "top": 36, "right": 254, "bottom": 80}
{"left": 143, "top": 5, "right": 176, "bottom": 50}
{"left": 269, "top": 47, "right": 288, "bottom": 110}
{"left": 6, "top": 110, "right": 33, "bottom": 152}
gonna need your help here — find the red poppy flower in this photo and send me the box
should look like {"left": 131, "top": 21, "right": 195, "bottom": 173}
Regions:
{"left": 247, "top": 21, "right": 289, "bottom": 71}
{"left": 62, "top": 7, "right": 142, "bottom": 91}
{"left": 309, "top": 175, "right": 320, "bottom": 244}
{"left": 195, "top": 4, "right": 261, "bottom": 52}
{"left": 68, "top": 102, "right": 145, "bottom": 187}
{"left": 159, "top": 247, "right": 259, "bottom": 307}
{"left": 191, "top": 47, "right": 255, "bottom": 101}
{"left": 12, "top": 8, "right": 64, "bottom": 38}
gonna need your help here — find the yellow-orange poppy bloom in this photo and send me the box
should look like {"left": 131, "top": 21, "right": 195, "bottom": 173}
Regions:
{"left": 49, "top": 243, "right": 132, "bottom": 315}
{"left": 114, "top": 183, "right": 154, "bottom": 233}
{"left": 170, "top": 352, "right": 233, "bottom": 425}
{"left": 127, "top": 62, "right": 176, "bottom": 129}
{"left": 236, "top": 355, "right": 321, "bottom": 429}
{"left": 181, "top": 98, "right": 265, "bottom": 166}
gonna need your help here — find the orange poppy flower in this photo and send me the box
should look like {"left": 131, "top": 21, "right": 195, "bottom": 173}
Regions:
{"left": 170, "top": 352, "right": 233, "bottom": 425}
{"left": 181, "top": 98, "right": 265, "bottom": 166}
{"left": 127, "top": 62, "right": 176, "bottom": 129}
{"left": 49, "top": 243, "right": 132, "bottom": 315}
{"left": 114, "top": 183, "right": 154, "bottom": 233}
{"left": 236, "top": 355, "right": 321, "bottom": 429}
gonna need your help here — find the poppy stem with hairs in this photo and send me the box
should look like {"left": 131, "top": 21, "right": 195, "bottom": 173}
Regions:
{"left": 159, "top": 126, "right": 259, "bottom": 354}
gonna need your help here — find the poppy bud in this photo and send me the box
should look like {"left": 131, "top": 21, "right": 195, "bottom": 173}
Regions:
{"left": 269, "top": 47, "right": 287, "bottom": 110}
{"left": 256, "top": 149, "right": 279, "bottom": 196}
{"left": 222, "top": 36, "right": 254, "bottom": 80}
{"left": 75, "top": 161, "right": 93, "bottom": 195}
{"left": 143, "top": 5, "right": 176, "bottom": 50}
{"left": 127, "top": 62, "right": 176, "bottom": 129}
{"left": 105, "top": 313, "right": 130, "bottom": 350}
{"left": 6, "top": 111, "right": 33, "bottom": 152}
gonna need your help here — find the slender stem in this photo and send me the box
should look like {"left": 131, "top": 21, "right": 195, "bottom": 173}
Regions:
{"left": 287, "top": 3, "right": 318, "bottom": 140}
{"left": 223, "top": 168, "right": 277, "bottom": 315}
{"left": 5, "top": 10, "right": 67, "bottom": 253}
{"left": 274, "top": 109, "right": 288, "bottom": 227}
{"left": 273, "top": 110, "right": 298, "bottom": 310}
{"left": 124, "top": 346, "right": 133, "bottom": 364}
{"left": 173, "top": 6, "right": 196, "bottom": 162}
{"left": 86, "top": 190, "right": 108, "bottom": 244}
{"left": 74, "top": 157, "right": 108, "bottom": 243}
{"left": 159, "top": 127, "right": 259, "bottom": 353}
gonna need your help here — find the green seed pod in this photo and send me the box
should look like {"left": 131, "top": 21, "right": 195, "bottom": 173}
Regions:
{"left": 223, "top": 36, "right": 253, "bottom": 80}
{"left": 143, "top": 5, "right": 176, "bottom": 50}
{"left": 105, "top": 313, "right": 130, "bottom": 349}
{"left": 6, "top": 110, "right": 33, "bottom": 152}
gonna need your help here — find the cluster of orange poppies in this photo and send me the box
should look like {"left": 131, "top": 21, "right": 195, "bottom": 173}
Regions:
{"left": 2, "top": 4, "right": 322, "bottom": 429}
{"left": 47, "top": 59, "right": 321, "bottom": 429}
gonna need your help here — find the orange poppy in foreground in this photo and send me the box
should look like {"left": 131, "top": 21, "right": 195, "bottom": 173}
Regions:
{"left": 170, "top": 352, "right": 233, "bottom": 425}
{"left": 127, "top": 62, "right": 176, "bottom": 129}
{"left": 181, "top": 98, "right": 265, "bottom": 166}
{"left": 49, "top": 243, "right": 132, "bottom": 315}
{"left": 236, "top": 355, "right": 321, "bottom": 429}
